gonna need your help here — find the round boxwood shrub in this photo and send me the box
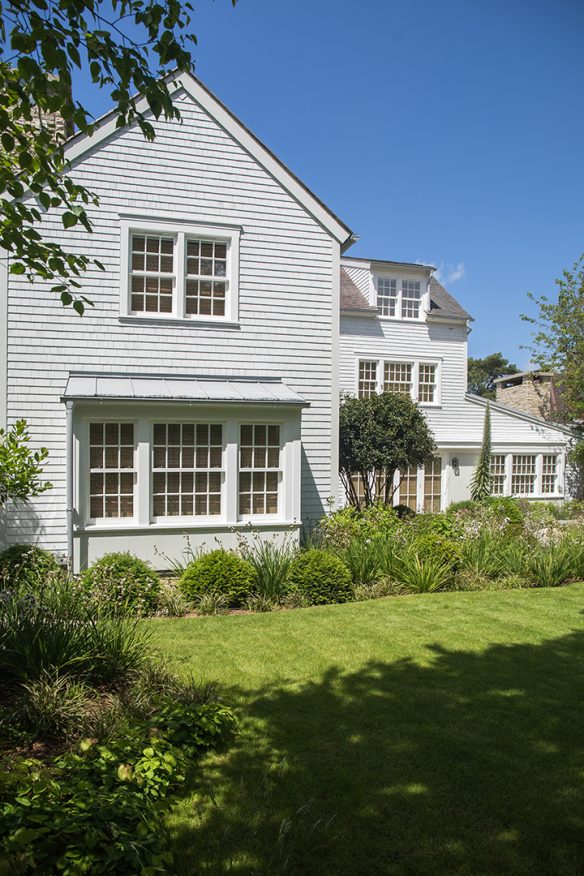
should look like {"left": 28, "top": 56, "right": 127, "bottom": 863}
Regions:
{"left": 286, "top": 549, "right": 353, "bottom": 606}
{"left": 80, "top": 552, "right": 161, "bottom": 616}
{"left": 179, "top": 549, "right": 257, "bottom": 607}
{"left": 0, "top": 543, "right": 61, "bottom": 591}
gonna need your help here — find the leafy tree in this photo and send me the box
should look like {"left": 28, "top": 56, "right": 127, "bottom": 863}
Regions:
{"left": 339, "top": 392, "right": 436, "bottom": 508}
{"left": 1, "top": 0, "right": 236, "bottom": 313}
{"left": 470, "top": 402, "right": 492, "bottom": 501}
{"left": 467, "top": 353, "right": 519, "bottom": 399}
{"left": 0, "top": 419, "right": 51, "bottom": 505}
{"left": 522, "top": 253, "right": 584, "bottom": 423}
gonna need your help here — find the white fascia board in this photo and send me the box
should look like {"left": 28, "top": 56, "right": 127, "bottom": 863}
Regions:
{"left": 63, "top": 71, "right": 353, "bottom": 246}
{"left": 465, "top": 393, "right": 575, "bottom": 437}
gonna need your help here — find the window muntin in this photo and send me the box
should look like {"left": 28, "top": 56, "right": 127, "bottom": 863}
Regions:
{"left": 89, "top": 422, "right": 135, "bottom": 519}
{"left": 383, "top": 362, "right": 412, "bottom": 397}
{"left": 423, "top": 456, "right": 442, "bottom": 512}
{"left": 358, "top": 360, "right": 378, "bottom": 398}
{"left": 130, "top": 235, "right": 175, "bottom": 314}
{"left": 401, "top": 280, "right": 422, "bottom": 319}
{"left": 152, "top": 423, "right": 223, "bottom": 517}
{"left": 542, "top": 454, "right": 558, "bottom": 494}
{"left": 418, "top": 364, "right": 437, "bottom": 403}
{"left": 185, "top": 239, "right": 227, "bottom": 317}
{"left": 490, "top": 454, "right": 506, "bottom": 495}
{"left": 239, "top": 424, "right": 281, "bottom": 515}
{"left": 511, "top": 454, "right": 537, "bottom": 495}
{"left": 376, "top": 278, "right": 397, "bottom": 316}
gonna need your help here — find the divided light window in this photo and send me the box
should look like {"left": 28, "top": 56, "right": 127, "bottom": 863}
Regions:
{"left": 130, "top": 235, "right": 174, "bottom": 314}
{"left": 89, "top": 423, "right": 135, "bottom": 519}
{"left": 376, "top": 278, "right": 397, "bottom": 316}
{"left": 418, "top": 365, "right": 437, "bottom": 403}
{"left": 239, "top": 425, "right": 281, "bottom": 515}
{"left": 511, "top": 455, "right": 537, "bottom": 496}
{"left": 490, "top": 454, "right": 506, "bottom": 495}
{"left": 542, "top": 454, "right": 558, "bottom": 494}
{"left": 423, "top": 457, "right": 442, "bottom": 512}
{"left": 399, "top": 465, "right": 419, "bottom": 512}
{"left": 358, "top": 360, "right": 378, "bottom": 398}
{"left": 401, "top": 280, "right": 422, "bottom": 319}
{"left": 152, "top": 423, "right": 223, "bottom": 517}
{"left": 383, "top": 362, "right": 412, "bottom": 397}
{"left": 185, "top": 240, "right": 227, "bottom": 317}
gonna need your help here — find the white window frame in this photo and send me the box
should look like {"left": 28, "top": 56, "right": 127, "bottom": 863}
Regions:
{"left": 486, "top": 450, "right": 563, "bottom": 498}
{"left": 356, "top": 357, "right": 442, "bottom": 407}
{"left": 119, "top": 218, "right": 240, "bottom": 323}
{"left": 75, "top": 407, "right": 300, "bottom": 531}
{"left": 373, "top": 273, "right": 428, "bottom": 321}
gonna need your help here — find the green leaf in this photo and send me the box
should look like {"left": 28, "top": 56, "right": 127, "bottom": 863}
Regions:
{"left": 62, "top": 212, "right": 78, "bottom": 229}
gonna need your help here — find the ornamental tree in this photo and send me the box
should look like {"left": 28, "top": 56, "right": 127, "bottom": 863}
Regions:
{"left": 1, "top": 0, "right": 236, "bottom": 313}
{"left": 522, "top": 253, "right": 584, "bottom": 423}
{"left": 339, "top": 392, "right": 436, "bottom": 508}
{"left": 0, "top": 419, "right": 52, "bottom": 505}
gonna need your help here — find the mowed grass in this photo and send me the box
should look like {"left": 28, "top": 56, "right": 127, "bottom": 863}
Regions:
{"left": 151, "top": 584, "right": 584, "bottom": 875}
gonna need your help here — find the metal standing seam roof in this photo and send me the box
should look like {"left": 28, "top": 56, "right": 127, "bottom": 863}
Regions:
{"left": 62, "top": 374, "right": 309, "bottom": 406}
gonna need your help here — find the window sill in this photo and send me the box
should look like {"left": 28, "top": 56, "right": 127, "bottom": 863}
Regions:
{"left": 75, "top": 519, "right": 300, "bottom": 534}
{"left": 119, "top": 316, "right": 241, "bottom": 330}
{"left": 378, "top": 315, "right": 426, "bottom": 323}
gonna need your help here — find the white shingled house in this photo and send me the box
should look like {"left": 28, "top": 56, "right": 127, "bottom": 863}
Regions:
{"left": 0, "top": 71, "right": 574, "bottom": 569}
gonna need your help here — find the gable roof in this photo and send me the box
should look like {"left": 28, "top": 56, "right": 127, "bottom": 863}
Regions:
{"left": 465, "top": 393, "right": 574, "bottom": 437}
{"left": 63, "top": 70, "right": 353, "bottom": 246}
{"left": 428, "top": 277, "right": 473, "bottom": 322}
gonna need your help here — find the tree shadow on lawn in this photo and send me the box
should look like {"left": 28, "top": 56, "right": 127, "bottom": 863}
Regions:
{"left": 171, "top": 630, "right": 584, "bottom": 875}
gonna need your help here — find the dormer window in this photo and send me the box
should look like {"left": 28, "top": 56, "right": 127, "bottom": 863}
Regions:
{"left": 375, "top": 275, "right": 424, "bottom": 320}
{"left": 120, "top": 218, "right": 240, "bottom": 323}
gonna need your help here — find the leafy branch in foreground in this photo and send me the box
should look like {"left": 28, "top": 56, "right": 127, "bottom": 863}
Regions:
{"left": 1, "top": 0, "right": 236, "bottom": 312}
{"left": 0, "top": 419, "right": 52, "bottom": 506}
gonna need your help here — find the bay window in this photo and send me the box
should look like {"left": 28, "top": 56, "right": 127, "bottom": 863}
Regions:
{"left": 239, "top": 425, "right": 281, "bottom": 515}
{"left": 152, "top": 423, "right": 223, "bottom": 518}
{"left": 89, "top": 422, "right": 135, "bottom": 520}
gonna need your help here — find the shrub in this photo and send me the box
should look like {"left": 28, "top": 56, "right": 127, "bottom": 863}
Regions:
{"left": 13, "top": 671, "right": 91, "bottom": 739}
{"left": 394, "top": 503, "right": 416, "bottom": 520}
{"left": 317, "top": 503, "right": 400, "bottom": 550}
{"left": 406, "top": 532, "right": 461, "bottom": 571}
{"left": 287, "top": 549, "right": 353, "bottom": 605}
{"left": 0, "top": 581, "right": 151, "bottom": 687}
{"left": 179, "top": 549, "right": 257, "bottom": 607}
{"left": 486, "top": 496, "right": 525, "bottom": 530}
{"left": 0, "top": 543, "right": 61, "bottom": 591}
{"left": 81, "top": 552, "right": 161, "bottom": 617}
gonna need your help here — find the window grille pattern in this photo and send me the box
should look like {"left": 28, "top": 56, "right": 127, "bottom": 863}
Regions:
{"left": 239, "top": 425, "right": 280, "bottom": 515}
{"left": 423, "top": 457, "right": 442, "bottom": 512}
{"left": 358, "top": 360, "right": 378, "bottom": 398}
{"left": 511, "top": 454, "right": 537, "bottom": 495}
{"left": 383, "top": 362, "right": 412, "bottom": 396}
{"left": 376, "top": 277, "right": 397, "bottom": 316}
{"left": 152, "top": 423, "right": 222, "bottom": 517}
{"left": 401, "top": 280, "right": 421, "bottom": 318}
{"left": 490, "top": 454, "right": 506, "bottom": 496}
{"left": 89, "top": 423, "right": 134, "bottom": 518}
{"left": 542, "top": 454, "right": 558, "bottom": 494}
{"left": 418, "top": 364, "right": 437, "bottom": 403}
{"left": 185, "top": 240, "right": 227, "bottom": 317}
{"left": 130, "top": 235, "right": 174, "bottom": 314}
{"left": 399, "top": 466, "right": 419, "bottom": 512}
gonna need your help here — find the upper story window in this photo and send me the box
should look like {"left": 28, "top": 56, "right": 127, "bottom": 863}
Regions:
{"left": 359, "top": 358, "right": 440, "bottom": 406}
{"left": 375, "top": 276, "right": 425, "bottom": 320}
{"left": 120, "top": 218, "right": 240, "bottom": 323}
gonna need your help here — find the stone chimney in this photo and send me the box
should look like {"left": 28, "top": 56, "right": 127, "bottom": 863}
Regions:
{"left": 494, "top": 371, "right": 562, "bottom": 421}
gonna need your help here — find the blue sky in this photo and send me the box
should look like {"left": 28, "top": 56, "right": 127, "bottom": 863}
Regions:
{"left": 78, "top": 0, "right": 584, "bottom": 366}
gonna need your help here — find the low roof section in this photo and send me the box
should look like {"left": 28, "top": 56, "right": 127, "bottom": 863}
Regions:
{"left": 62, "top": 373, "right": 309, "bottom": 406}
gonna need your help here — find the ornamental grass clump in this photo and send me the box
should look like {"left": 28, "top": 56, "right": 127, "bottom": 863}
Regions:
{"left": 524, "top": 541, "right": 575, "bottom": 588}
{"left": 179, "top": 549, "right": 257, "bottom": 607}
{"left": 394, "top": 552, "right": 454, "bottom": 594}
{"left": 287, "top": 549, "right": 353, "bottom": 605}
{"left": 239, "top": 536, "right": 296, "bottom": 601}
{"left": 81, "top": 552, "right": 161, "bottom": 617}
{"left": 0, "top": 543, "right": 62, "bottom": 591}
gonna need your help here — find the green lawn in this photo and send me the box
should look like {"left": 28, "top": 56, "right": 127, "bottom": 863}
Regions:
{"left": 152, "top": 585, "right": 584, "bottom": 875}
